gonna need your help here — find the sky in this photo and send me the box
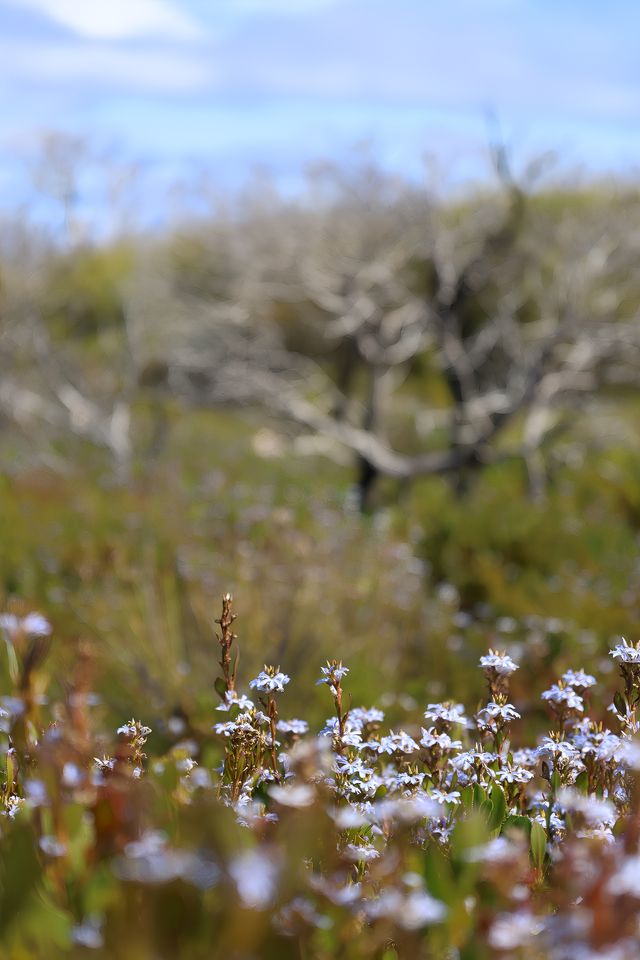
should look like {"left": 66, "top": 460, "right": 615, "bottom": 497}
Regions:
{"left": 1, "top": 0, "right": 639, "bottom": 225}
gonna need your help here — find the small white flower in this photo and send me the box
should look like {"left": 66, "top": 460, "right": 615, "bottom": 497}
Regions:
{"left": 489, "top": 911, "right": 543, "bottom": 950}
{"left": 316, "top": 663, "right": 349, "bottom": 685}
{"left": 424, "top": 703, "right": 468, "bottom": 726}
{"left": 561, "top": 669, "right": 596, "bottom": 690}
{"left": 610, "top": 638, "right": 640, "bottom": 664}
{"left": 215, "top": 691, "right": 255, "bottom": 712}
{"left": 249, "top": 671, "right": 290, "bottom": 693}
{"left": 480, "top": 652, "right": 519, "bottom": 676}
{"left": 230, "top": 849, "right": 279, "bottom": 908}
{"left": 497, "top": 766, "right": 534, "bottom": 785}
{"left": 376, "top": 731, "right": 419, "bottom": 755}
{"left": 541, "top": 685, "right": 584, "bottom": 712}
{"left": 344, "top": 842, "right": 380, "bottom": 862}
{"left": 478, "top": 701, "right": 521, "bottom": 724}
{"left": 72, "top": 919, "right": 103, "bottom": 950}
{"left": 429, "top": 789, "right": 461, "bottom": 806}
{"left": 39, "top": 835, "right": 67, "bottom": 857}
{"left": 277, "top": 718, "right": 309, "bottom": 735}
{"left": 268, "top": 784, "right": 315, "bottom": 808}
{"left": 0, "top": 612, "right": 52, "bottom": 637}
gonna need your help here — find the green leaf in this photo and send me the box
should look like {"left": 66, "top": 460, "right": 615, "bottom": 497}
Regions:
{"left": 0, "top": 824, "right": 41, "bottom": 936}
{"left": 423, "top": 843, "right": 455, "bottom": 905}
{"left": 488, "top": 784, "right": 507, "bottom": 831}
{"left": 214, "top": 677, "right": 227, "bottom": 700}
{"left": 472, "top": 783, "right": 487, "bottom": 808}
{"left": 502, "top": 814, "right": 532, "bottom": 838}
{"left": 530, "top": 820, "right": 547, "bottom": 870}
{"left": 613, "top": 690, "right": 627, "bottom": 716}
{"left": 574, "top": 770, "right": 589, "bottom": 794}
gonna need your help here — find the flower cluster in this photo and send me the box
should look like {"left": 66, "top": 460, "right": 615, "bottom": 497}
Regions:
{"left": 3, "top": 597, "right": 640, "bottom": 960}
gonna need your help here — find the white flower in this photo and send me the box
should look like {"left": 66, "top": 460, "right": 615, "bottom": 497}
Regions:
{"left": 316, "top": 663, "right": 349, "bottom": 685}
{"left": 561, "top": 669, "right": 596, "bottom": 690}
{"left": 610, "top": 639, "right": 640, "bottom": 664}
{"left": 480, "top": 652, "right": 518, "bottom": 676}
{"left": 344, "top": 842, "right": 380, "bottom": 862}
{"left": 348, "top": 707, "right": 384, "bottom": 727}
{"left": 541, "top": 685, "right": 584, "bottom": 712}
{"left": 215, "top": 691, "right": 255, "bottom": 712}
{"left": 39, "top": 835, "right": 67, "bottom": 857}
{"left": 556, "top": 789, "right": 616, "bottom": 827}
{"left": 489, "top": 911, "right": 543, "bottom": 950}
{"left": 607, "top": 855, "right": 640, "bottom": 897}
{"left": 277, "top": 719, "right": 309, "bottom": 735}
{"left": 429, "top": 789, "right": 461, "bottom": 806}
{"left": 0, "top": 612, "right": 52, "bottom": 637}
{"left": 117, "top": 722, "right": 151, "bottom": 738}
{"left": 72, "top": 919, "right": 103, "bottom": 950}
{"left": 424, "top": 703, "right": 468, "bottom": 726}
{"left": 365, "top": 888, "right": 446, "bottom": 928}
{"left": 268, "top": 784, "right": 315, "bottom": 808}
{"left": 375, "top": 731, "right": 419, "bottom": 755}
{"left": 214, "top": 721, "right": 238, "bottom": 737}
{"left": 249, "top": 671, "right": 290, "bottom": 693}
{"left": 420, "top": 727, "right": 461, "bottom": 751}
{"left": 477, "top": 701, "right": 521, "bottom": 725}
{"left": 497, "top": 766, "right": 534, "bottom": 785}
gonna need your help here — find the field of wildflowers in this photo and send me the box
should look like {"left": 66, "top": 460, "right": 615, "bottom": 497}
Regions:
{"left": 3, "top": 587, "right": 640, "bottom": 959}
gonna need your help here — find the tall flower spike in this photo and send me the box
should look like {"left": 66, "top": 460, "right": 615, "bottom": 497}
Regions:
{"left": 215, "top": 593, "right": 238, "bottom": 700}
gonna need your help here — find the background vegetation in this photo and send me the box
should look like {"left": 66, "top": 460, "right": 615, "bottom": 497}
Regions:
{"left": 1, "top": 142, "right": 640, "bottom": 956}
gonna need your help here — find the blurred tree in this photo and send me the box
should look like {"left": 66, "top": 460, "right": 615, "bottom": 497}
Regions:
{"left": 142, "top": 151, "right": 640, "bottom": 510}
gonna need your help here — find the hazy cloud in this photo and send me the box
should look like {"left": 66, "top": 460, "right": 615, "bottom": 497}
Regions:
{"left": 0, "top": 0, "right": 202, "bottom": 40}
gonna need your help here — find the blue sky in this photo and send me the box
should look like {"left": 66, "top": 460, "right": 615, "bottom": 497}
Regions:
{"left": 1, "top": 0, "right": 639, "bottom": 220}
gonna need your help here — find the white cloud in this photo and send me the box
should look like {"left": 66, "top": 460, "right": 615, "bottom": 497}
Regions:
{"left": 5, "top": 0, "right": 202, "bottom": 40}
{"left": 232, "top": 0, "right": 342, "bottom": 11}
{"left": 2, "top": 41, "right": 216, "bottom": 94}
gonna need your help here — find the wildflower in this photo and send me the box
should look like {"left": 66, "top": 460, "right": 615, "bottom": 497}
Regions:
{"left": 465, "top": 836, "right": 524, "bottom": 863}
{"left": 497, "top": 766, "right": 534, "bottom": 785}
{"left": 420, "top": 727, "right": 462, "bottom": 752}
{"left": 489, "top": 912, "right": 543, "bottom": 951}
{"left": 561, "top": 669, "right": 596, "bottom": 690}
{"left": 424, "top": 702, "right": 468, "bottom": 727}
{"left": 71, "top": 919, "right": 104, "bottom": 950}
{"left": 429, "top": 788, "right": 461, "bottom": 806}
{"left": 1, "top": 795, "right": 24, "bottom": 819}
{"left": 480, "top": 651, "right": 519, "bottom": 676}
{"left": 249, "top": 668, "right": 290, "bottom": 693}
{"left": 277, "top": 718, "right": 309, "bottom": 735}
{"left": 0, "top": 612, "right": 52, "bottom": 637}
{"left": 230, "top": 848, "right": 279, "bottom": 908}
{"left": 268, "top": 784, "right": 315, "bottom": 808}
{"left": 316, "top": 662, "right": 349, "bottom": 686}
{"left": 482, "top": 701, "right": 521, "bottom": 722}
{"left": 215, "top": 690, "right": 255, "bottom": 712}
{"left": 395, "top": 770, "right": 426, "bottom": 789}
{"left": 348, "top": 706, "right": 384, "bottom": 727}
{"left": 541, "top": 684, "right": 584, "bottom": 713}
{"left": 333, "top": 755, "right": 370, "bottom": 777}
{"left": 375, "top": 730, "right": 420, "bottom": 755}
{"left": 39, "top": 835, "right": 67, "bottom": 857}
{"left": 62, "top": 762, "right": 83, "bottom": 788}
{"left": 556, "top": 789, "right": 616, "bottom": 828}
{"left": 607, "top": 855, "right": 640, "bottom": 897}
{"left": 344, "top": 842, "right": 380, "bottom": 862}
{"left": 610, "top": 638, "right": 640, "bottom": 664}
{"left": 117, "top": 721, "right": 152, "bottom": 738}
{"left": 364, "top": 888, "right": 446, "bottom": 928}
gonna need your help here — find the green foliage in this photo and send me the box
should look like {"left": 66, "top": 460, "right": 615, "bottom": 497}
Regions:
{"left": 42, "top": 243, "right": 133, "bottom": 338}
